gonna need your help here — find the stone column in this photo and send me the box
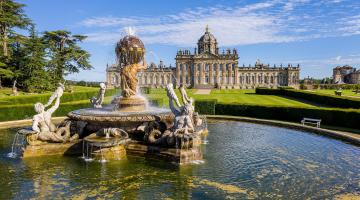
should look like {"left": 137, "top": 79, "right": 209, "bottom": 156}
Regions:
{"left": 176, "top": 62, "right": 181, "bottom": 87}
{"left": 200, "top": 63, "right": 204, "bottom": 85}
{"left": 234, "top": 64, "right": 238, "bottom": 85}
{"left": 182, "top": 64, "right": 186, "bottom": 86}
{"left": 216, "top": 64, "right": 220, "bottom": 85}
{"left": 209, "top": 63, "right": 213, "bottom": 85}
{"left": 228, "top": 64, "right": 232, "bottom": 85}
{"left": 222, "top": 63, "right": 226, "bottom": 85}
{"left": 194, "top": 63, "right": 198, "bottom": 86}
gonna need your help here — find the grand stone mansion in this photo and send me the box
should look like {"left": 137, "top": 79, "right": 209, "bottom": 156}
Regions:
{"left": 106, "top": 26, "right": 300, "bottom": 89}
{"left": 332, "top": 65, "right": 360, "bottom": 84}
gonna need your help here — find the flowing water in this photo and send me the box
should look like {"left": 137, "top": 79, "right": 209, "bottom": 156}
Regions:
{"left": 0, "top": 121, "right": 359, "bottom": 199}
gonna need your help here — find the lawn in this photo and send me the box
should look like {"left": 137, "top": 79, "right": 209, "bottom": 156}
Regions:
{"left": 145, "top": 89, "right": 317, "bottom": 107}
{"left": 308, "top": 89, "right": 360, "bottom": 98}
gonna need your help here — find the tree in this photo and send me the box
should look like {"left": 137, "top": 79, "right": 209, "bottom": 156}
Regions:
{"left": 0, "top": 0, "right": 31, "bottom": 57}
{"left": 20, "top": 26, "right": 50, "bottom": 92}
{"left": 43, "top": 30, "right": 92, "bottom": 85}
{"left": 0, "top": 61, "right": 13, "bottom": 88}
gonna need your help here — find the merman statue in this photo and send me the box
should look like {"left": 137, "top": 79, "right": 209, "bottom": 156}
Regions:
{"left": 31, "top": 84, "right": 77, "bottom": 143}
{"left": 90, "top": 82, "right": 106, "bottom": 108}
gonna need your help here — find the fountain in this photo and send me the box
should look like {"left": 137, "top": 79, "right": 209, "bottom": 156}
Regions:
{"left": 13, "top": 31, "right": 208, "bottom": 165}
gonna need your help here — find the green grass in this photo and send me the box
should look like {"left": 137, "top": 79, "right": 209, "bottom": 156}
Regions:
{"left": 310, "top": 89, "right": 360, "bottom": 98}
{"left": 146, "top": 89, "right": 316, "bottom": 107}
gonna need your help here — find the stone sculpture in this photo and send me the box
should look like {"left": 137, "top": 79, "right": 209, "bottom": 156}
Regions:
{"left": 116, "top": 34, "right": 146, "bottom": 98}
{"left": 11, "top": 80, "right": 18, "bottom": 96}
{"left": 111, "top": 31, "right": 148, "bottom": 111}
{"left": 30, "top": 84, "right": 77, "bottom": 144}
{"left": 143, "top": 83, "right": 204, "bottom": 148}
{"left": 90, "top": 82, "right": 106, "bottom": 108}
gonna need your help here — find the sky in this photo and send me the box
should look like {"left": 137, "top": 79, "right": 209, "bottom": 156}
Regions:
{"left": 18, "top": 0, "right": 360, "bottom": 82}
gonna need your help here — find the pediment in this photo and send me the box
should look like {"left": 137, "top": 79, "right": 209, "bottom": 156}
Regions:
{"left": 194, "top": 52, "right": 219, "bottom": 59}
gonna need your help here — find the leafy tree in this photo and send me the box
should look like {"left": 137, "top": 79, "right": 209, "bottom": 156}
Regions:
{"left": 43, "top": 30, "right": 92, "bottom": 85}
{"left": 0, "top": 61, "right": 13, "bottom": 88}
{"left": 20, "top": 26, "right": 51, "bottom": 92}
{"left": 0, "top": 0, "right": 31, "bottom": 57}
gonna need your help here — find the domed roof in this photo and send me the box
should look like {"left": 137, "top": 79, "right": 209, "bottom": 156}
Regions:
{"left": 198, "top": 26, "right": 217, "bottom": 44}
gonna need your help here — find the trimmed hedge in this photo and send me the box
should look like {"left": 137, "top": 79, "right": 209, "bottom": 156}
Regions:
{"left": 215, "top": 103, "right": 360, "bottom": 129}
{"left": 319, "top": 84, "right": 360, "bottom": 90}
{"left": 148, "top": 98, "right": 164, "bottom": 107}
{"left": 195, "top": 99, "right": 217, "bottom": 115}
{"left": 255, "top": 87, "right": 360, "bottom": 109}
{"left": 0, "top": 89, "right": 119, "bottom": 106}
{"left": 255, "top": 87, "right": 282, "bottom": 95}
{"left": 139, "top": 87, "right": 150, "bottom": 94}
{"left": 0, "top": 101, "right": 90, "bottom": 122}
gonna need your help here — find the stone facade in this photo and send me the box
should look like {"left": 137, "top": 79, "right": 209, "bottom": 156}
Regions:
{"left": 106, "top": 26, "right": 300, "bottom": 89}
{"left": 333, "top": 65, "right": 360, "bottom": 84}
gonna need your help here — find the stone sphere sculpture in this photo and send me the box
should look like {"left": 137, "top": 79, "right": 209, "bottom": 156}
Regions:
{"left": 113, "top": 34, "right": 147, "bottom": 111}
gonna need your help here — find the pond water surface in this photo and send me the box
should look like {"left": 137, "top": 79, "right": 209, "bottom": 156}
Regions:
{"left": 0, "top": 121, "right": 359, "bottom": 199}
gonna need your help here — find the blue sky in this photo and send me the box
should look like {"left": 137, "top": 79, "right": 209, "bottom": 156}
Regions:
{"left": 18, "top": 0, "right": 360, "bottom": 81}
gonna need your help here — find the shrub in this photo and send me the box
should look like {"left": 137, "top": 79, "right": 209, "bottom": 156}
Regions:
{"left": 195, "top": 99, "right": 217, "bottom": 115}
{"left": 255, "top": 87, "right": 282, "bottom": 95}
{"left": 215, "top": 103, "right": 360, "bottom": 129}
{"left": 0, "top": 89, "right": 119, "bottom": 106}
{"left": 319, "top": 84, "right": 360, "bottom": 90}
{"left": 299, "top": 84, "right": 307, "bottom": 90}
{"left": 255, "top": 88, "right": 360, "bottom": 109}
{"left": 148, "top": 98, "right": 164, "bottom": 107}
{"left": 0, "top": 101, "right": 90, "bottom": 122}
{"left": 140, "top": 87, "right": 150, "bottom": 94}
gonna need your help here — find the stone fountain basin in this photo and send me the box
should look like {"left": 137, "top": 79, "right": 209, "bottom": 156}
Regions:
{"left": 67, "top": 105, "right": 174, "bottom": 133}
{"left": 67, "top": 105, "right": 173, "bottom": 122}
{"left": 84, "top": 134, "right": 131, "bottom": 148}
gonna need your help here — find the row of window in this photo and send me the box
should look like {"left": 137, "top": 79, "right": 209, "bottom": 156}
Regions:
{"left": 178, "top": 75, "right": 292, "bottom": 85}
{"left": 178, "top": 63, "right": 237, "bottom": 72}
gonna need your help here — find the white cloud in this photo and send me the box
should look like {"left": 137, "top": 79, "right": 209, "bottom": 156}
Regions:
{"left": 81, "top": 16, "right": 141, "bottom": 27}
{"left": 80, "top": 0, "right": 360, "bottom": 47}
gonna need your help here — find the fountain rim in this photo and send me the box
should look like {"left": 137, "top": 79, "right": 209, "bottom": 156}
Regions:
{"left": 67, "top": 107, "right": 174, "bottom": 122}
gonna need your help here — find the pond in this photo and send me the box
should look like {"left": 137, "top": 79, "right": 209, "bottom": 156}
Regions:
{"left": 0, "top": 121, "right": 359, "bottom": 199}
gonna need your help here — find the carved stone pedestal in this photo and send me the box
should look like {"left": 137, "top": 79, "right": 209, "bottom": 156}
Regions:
{"left": 112, "top": 96, "right": 147, "bottom": 112}
{"left": 22, "top": 141, "right": 82, "bottom": 158}
{"left": 126, "top": 141, "right": 203, "bottom": 165}
{"left": 92, "top": 145, "right": 127, "bottom": 161}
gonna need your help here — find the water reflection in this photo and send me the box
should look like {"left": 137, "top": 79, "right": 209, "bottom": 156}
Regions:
{"left": 0, "top": 121, "right": 359, "bottom": 199}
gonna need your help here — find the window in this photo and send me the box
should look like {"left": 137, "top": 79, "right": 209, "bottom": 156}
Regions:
{"left": 205, "top": 64, "right": 209, "bottom": 71}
